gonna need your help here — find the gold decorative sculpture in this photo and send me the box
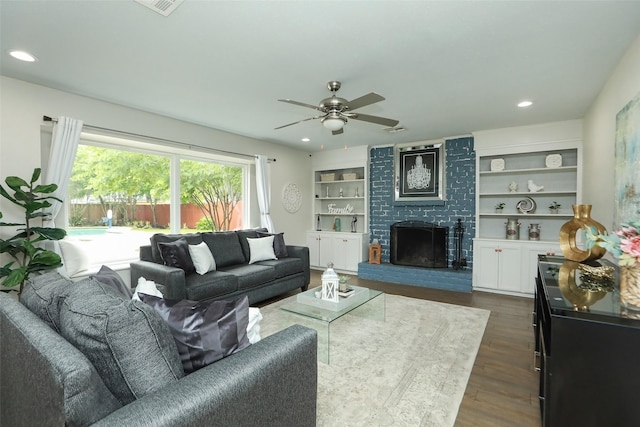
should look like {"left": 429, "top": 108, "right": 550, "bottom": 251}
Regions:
{"left": 559, "top": 204, "right": 606, "bottom": 262}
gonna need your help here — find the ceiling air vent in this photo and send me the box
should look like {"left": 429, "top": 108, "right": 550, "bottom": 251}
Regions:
{"left": 134, "top": 0, "right": 184, "bottom": 17}
{"left": 385, "top": 126, "right": 407, "bottom": 133}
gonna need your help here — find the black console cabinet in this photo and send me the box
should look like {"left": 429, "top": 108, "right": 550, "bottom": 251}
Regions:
{"left": 535, "top": 255, "right": 640, "bottom": 427}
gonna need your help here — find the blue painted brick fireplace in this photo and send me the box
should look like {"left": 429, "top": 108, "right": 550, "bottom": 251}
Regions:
{"left": 360, "top": 137, "right": 476, "bottom": 292}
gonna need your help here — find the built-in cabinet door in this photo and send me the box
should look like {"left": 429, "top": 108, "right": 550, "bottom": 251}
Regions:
{"left": 474, "top": 243, "right": 501, "bottom": 289}
{"left": 306, "top": 232, "right": 333, "bottom": 268}
{"left": 332, "top": 234, "right": 362, "bottom": 271}
{"left": 473, "top": 240, "right": 523, "bottom": 293}
{"left": 496, "top": 244, "right": 523, "bottom": 293}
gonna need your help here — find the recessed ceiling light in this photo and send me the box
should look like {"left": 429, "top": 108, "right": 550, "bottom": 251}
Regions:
{"left": 301, "top": 137, "right": 310, "bottom": 142}
{"left": 517, "top": 100, "right": 533, "bottom": 108}
{"left": 8, "top": 50, "right": 38, "bottom": 62}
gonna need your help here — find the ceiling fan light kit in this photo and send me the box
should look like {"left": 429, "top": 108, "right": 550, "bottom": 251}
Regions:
{"left": 322, "top": 115, "right": 346, "bottom": 131}
{"left": 276, "top": 81, "right": 398, "bottom": 135}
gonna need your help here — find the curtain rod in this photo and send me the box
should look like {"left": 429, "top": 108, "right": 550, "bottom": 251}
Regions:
{"left": 42, "top": 116, "right": 275, "bottom": 162}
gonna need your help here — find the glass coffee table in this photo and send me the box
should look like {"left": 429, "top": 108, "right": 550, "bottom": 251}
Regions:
{"left": 280, "top": 285, "right": 385, "bottom": 364}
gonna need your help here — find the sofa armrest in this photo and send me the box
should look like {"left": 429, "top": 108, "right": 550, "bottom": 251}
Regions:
{"left": 129, "top": 260, "right": 187, "bottom": 300}
{"left": 286, "top": 245, "right": 310, "bottom": 287}
{"left": 93, "top": 324, "right": 318, "bottom": 427}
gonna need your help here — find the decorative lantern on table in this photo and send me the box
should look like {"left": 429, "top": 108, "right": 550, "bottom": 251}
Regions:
{"left": 321, "top": 262, "right": 340, "bottom": 302}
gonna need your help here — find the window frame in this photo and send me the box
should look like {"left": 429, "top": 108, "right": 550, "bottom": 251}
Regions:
{"left": 65, "top": 131, "right": 251, "bottom": 269}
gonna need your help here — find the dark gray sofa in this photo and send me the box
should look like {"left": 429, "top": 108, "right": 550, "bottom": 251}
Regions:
{"left": 130, "top": 229, "right": 310, "bottom": 304}
{"left": 0, "top": 275, "right": 318, "bottom": 426}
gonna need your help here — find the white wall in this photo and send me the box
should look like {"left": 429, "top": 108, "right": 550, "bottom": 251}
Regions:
{"left": 0, "top": 76, "right": 312, "bottom": 246}
{"left": 583, "top": 34, "right": 640, "bottom": 230}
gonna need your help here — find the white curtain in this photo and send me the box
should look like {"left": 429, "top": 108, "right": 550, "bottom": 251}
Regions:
{"left": 255, "top": 155, "right": 275, "bottom": 232}
{"left": 44, "top": 116, "right": 84, "bottom": 227}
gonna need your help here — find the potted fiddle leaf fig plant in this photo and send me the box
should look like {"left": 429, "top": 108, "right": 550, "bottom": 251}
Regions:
{"left": 0, "top": 168, "right": 66, "bottom": 295}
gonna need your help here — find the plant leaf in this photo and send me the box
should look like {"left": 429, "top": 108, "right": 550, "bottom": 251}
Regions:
{"left": 32, "top": 183, "right": 58, "bottom": 194}
{"left": 31, "top": 227, "right": 67, "bottom": 240}
{"left": 0, "top": 222, "right": 25, "bottom": 227}
{"left": 1, "top": 268, "right": 26, "bottom": 287}
{"left": 30, "top": 168, "right": 42, "bottom": 183}
{"left": 5, "top": 176, "right": 29, "bottom": 191}
{"left": 28, "top": 250, "right": 62, "bottom": 269}
{"left": 0, "top": 185, "right": 18, "bottom": 204}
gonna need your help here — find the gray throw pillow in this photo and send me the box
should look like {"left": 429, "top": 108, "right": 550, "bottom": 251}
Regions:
{"left": 158, "top": 238, "right": 196, "bottom": 275}
{"left": 139, "top": 294, "right": 251, "bottom": 374}
{"left": 150, "top": 233, "right": 203, "bottom": 264}
{"left": 256, "top": 231, "right": 289, "bottom": 258}
{"left": 90, "top": 265, "right": 133, "bottom": 298}
{"left": 20, "top": 271, "right": 73, "bottom": 332}
{"left": 201, "top": 231, "right": 246, "bottom": 268}
{"left": 59, "top": 278, "right": 184, "bottom": 405}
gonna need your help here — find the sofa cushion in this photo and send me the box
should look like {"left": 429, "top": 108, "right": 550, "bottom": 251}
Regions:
{"left": 184, "top": 270, "right": 238, "bottom": 301}
{"left": 236, "top": 228, "right": 267, "bottom": 262}
{"left": 59, "top": 278, "right": 184, "bottom": 405}
{"left": 256, "top": 257, "right": 304, "bottom": 280}
{"left": 219, "top": 264, "right": 277, "bottom": 290}
{"left": 159, "top": 238, "right": 196, "bottom": 275}
{"left": 90, "top": 265, "right": 133, "bottom": 298}
{"left": 0, "top": 293, "right": 123, "bottom": 427}
{"left": 150, "top": 233, "right": 203, "bottom": 264}
{"left": 201, "top": 231, "right": 245, "bottom": 268}
{"left": 20, "top": 271, "right": 73, "bottom": 333}
{"left": 139, "top": 294, "right": 251, "bottom": 374}
{"left": 188, "top": 241, "right": 217, "bottom": 275}
{"left": 257, "top": 231, "right": 289, "bottom": 258}
{"left": 247, "top": 236, "right": 277, "bottom": 264}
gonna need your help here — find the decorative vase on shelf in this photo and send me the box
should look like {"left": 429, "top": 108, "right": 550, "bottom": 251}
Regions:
{"left": 505, "top": 218, "right": 520, "bottom": 240}
{"left": 620, "top": 265, "right": 640, "bottom": 311}
{"left": 528, "top": 223, "right": 541, "bottom": 241}
{"left": 559, "top": 204, "right": 606, "bottom": 262}
{"left": 316, "top": 215, "right": 321, "bottom": 231}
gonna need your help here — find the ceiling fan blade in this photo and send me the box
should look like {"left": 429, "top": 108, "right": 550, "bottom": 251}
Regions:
{"left": 278, "top": 99, "right": 320, "bottom": 110}
{"left": 351, "top": 113, "right": 399, "bottom": 128}
{"left": 332, "top": 128, "right": 344, "bottom": 136}
{"left": 274, "top": 116, "right": 321, "bottom": 130}
{"left": 346, "top": 92, "right": 385, "bottom": 111}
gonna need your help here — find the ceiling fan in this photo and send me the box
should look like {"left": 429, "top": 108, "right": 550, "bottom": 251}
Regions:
{"left": 275, "top": 81, "right": 399, "bottom": 135}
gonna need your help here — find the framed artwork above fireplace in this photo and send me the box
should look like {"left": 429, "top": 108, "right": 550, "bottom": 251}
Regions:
{"left": 394, "top": 141, "right": 445, "bottom": 202}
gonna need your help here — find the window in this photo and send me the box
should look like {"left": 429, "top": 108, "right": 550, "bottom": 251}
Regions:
{"left": 66, "top": 133, "right": 248, "bottom": 272}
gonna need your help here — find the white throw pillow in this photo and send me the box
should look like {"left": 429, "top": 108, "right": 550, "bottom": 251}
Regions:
{"left": 132, "top": 277, "right": 164, "bottom": 301}
{"left": 247, "top": 236, "right": 277, "bottom": 264}
{"left": 188, "top": 242, "right": 216, "bottom": 275}
{"left": 247, "top": 307, "right": 262, "bottom": 344}
{"left": 58, "top": 239, "right": 90, "bottom": 277}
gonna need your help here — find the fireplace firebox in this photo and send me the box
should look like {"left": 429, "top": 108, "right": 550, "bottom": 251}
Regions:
{"left": 390, "top": 221, "right": 449, "bottom": 268}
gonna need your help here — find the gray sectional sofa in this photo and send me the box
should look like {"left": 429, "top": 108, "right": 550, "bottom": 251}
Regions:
{"left": 130, "top": 228, "right": 310, "bottom": 304}
{"left": 0, "top": 273, "right": 318, "bottom": 427}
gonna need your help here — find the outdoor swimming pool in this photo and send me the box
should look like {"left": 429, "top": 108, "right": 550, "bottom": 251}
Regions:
{"left": 67, "top": 227, "right": 109, "bottom": 236}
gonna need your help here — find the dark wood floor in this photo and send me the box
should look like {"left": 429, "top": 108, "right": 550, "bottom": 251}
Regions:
{"left": 298, "top": 270, "right": 542, "bottom": 426}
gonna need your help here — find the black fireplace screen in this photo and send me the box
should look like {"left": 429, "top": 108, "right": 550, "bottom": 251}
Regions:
{"left": 390, "top": 221, "right": 448, "bottom": 268}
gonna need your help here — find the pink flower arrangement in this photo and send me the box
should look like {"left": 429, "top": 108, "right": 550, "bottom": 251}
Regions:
{"left": 585, "top": 222, "right": 640, "bottom": 267}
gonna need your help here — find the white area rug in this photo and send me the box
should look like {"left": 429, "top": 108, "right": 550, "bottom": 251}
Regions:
{"left": 260, "top": 293, "right": 490, "bottom": 427}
